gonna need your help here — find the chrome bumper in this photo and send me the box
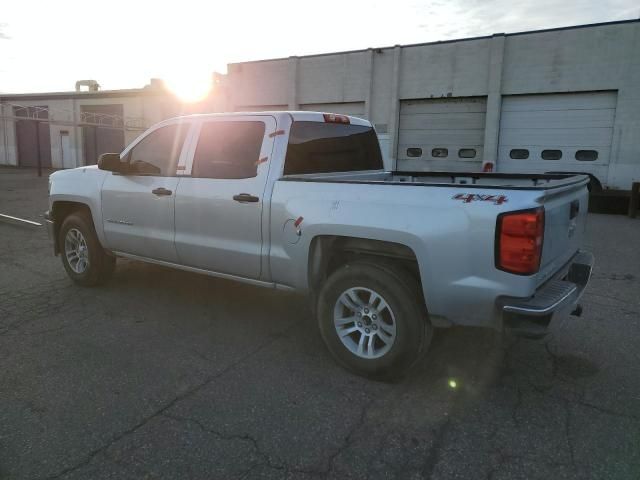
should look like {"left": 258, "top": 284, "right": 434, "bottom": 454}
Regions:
{"left": 501, "top": 251, "right": 594, "bottom": 337}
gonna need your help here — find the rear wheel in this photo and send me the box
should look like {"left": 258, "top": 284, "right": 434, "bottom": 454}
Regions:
{"left": 317, "top": 261, "right": 432, "bottom": 380}
{"left": 59, "top": 212, "right": 115, "bottom": 286}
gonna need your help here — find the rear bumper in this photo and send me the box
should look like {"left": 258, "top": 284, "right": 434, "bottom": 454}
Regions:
{"left": 499, "top": 251, "right": 594, "bottom": 337}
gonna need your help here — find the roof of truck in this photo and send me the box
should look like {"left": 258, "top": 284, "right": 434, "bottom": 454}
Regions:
{"left": 169, "top": 111, "right": 371, "bottom": 126}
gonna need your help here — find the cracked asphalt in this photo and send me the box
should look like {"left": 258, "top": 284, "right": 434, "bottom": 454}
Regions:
{"left": 1, "top": 167, "right": 639, "bottom": 480}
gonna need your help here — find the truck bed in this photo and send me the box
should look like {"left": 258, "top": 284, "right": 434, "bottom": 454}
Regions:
{"left": 280, "top": 170, "right": 589, "bottom": 191}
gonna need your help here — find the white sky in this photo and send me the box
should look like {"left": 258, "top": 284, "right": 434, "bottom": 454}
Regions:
{"left": 1, "top": 0, "right": 638, "bottom": 95}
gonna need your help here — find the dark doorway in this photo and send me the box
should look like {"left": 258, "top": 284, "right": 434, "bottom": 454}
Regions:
{"left": 81, "top": 104, "right": 125, "bottom": 165}
{"left": 14, "top": 106, "right": 52, "bottom": 168}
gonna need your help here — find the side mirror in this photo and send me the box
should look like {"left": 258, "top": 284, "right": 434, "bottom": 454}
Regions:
{"left": 98, "top": 153, "right": 126, "bottom": 173}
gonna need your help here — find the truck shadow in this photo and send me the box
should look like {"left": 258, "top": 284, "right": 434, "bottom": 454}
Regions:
{"left": 108, "top": 260, "right": 513, "bottom": 378}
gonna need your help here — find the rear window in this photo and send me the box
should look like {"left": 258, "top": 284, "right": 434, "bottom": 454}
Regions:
{"left": 284, "top": 121, "right": 383, "bottom": 175}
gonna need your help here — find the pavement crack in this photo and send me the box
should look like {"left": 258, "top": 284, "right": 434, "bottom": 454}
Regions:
{"left": 40, "top": 322, "right": 299, "bottom": 480}
{"left": 545, "top": 341, "right": 559, "bottom": 379}
{"left": 564, "top": 399, "right": 576, "bottom": 470}
{"left": 162, "top": 412, "right": 260, "bottom": 445}
{"left": 321, "top": 397, "right": 373, "bottom": 477}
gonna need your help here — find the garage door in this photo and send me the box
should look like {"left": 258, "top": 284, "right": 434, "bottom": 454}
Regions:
{"left": 300, "top": 102, "right": 365, "bottom": 119}
{"left": 397, "top": 97, "right": 486, "bottom": 172}
{"left": 81, "top": 104, "right": 125, "bottom": 165}
{"left": 497, "top": 92, "right": 616, "bottom": 183}
{"left": 14, "top": 106, "right": 52, "bottom": 168}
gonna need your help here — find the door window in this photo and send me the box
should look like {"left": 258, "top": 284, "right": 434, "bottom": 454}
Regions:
{"left": 127, "top": 123, "right": 189, "bottom": 176}
{"left": 192, "top": 121, "right": 266, "bottom": 179}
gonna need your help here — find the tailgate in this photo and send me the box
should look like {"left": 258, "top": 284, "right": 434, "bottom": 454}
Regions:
{"left": 537, "top": 179, "right": 589, "bottom": 285}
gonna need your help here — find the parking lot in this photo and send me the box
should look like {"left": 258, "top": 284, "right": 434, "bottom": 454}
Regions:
{"left": 1, "top": 166, "right": 639, "bottom": 480}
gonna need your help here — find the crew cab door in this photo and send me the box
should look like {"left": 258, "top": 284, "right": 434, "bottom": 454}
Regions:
{"left": 101, "top": 121, "right": 192, "bottom": 261}
{"left": 174, "top": 115, "right": 276, "bottom": 279}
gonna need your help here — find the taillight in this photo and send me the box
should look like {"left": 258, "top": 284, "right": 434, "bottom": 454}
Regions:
{"left": 496, "top": 208, "right": 545, "bottom": 275}
{"left": 323, "top": 113, "right": 350, "bottom": 124}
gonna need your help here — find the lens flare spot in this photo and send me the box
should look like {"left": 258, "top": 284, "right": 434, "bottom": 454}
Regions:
{"left": 448, "top": 379, "right": 458, "bottom": 389}
{"left": 164, "top": 71, "right": 212, "bottom": 103}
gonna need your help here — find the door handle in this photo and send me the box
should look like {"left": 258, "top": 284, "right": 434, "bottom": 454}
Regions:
{"left": 152, "top": 187, "right": 172, "bottom": 196}
{"left": 233, "top": 193, "right": 259, "bottom": 203}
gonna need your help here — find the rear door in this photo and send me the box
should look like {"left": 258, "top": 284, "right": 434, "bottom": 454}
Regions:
{"left": 174, "top": 115, "right": 276, "bottom": 279}
{"left": 101, "top": 121, "right": 191, "bottom": 261}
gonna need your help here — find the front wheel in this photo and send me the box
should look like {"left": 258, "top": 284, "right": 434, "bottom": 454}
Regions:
{"left": 317, "top": 261, "right": 432, "bottom": 380}
{"left": 59, "top": 212, "right": 115, "bottom": 286}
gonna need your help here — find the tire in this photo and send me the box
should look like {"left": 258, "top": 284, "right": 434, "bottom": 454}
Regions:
{"left": 317, "top": 261, "right": 432, "bottom": 380}
{"left": 59, "top": 212, "right": 115, "bottom": 286}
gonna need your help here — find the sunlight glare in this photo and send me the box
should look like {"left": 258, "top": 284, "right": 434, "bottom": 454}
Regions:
{"left": 164, "top": 70, "right": 212, "bottom": 103}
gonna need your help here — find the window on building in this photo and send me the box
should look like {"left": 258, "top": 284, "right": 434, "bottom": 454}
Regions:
{"left": 432, "top": 148, "right": 448, "bottom": 158}
{"left": 541, "top": 149, "right": 562, "bottom": 160}
{"left": 192, "top": 121, "right": 265, "bottom": 179}
{"left": 458, "top": 148, "right": 477, "bottom": 159}
{"left": 509, "top": 149, "right": 529, "bottom": 159}
{"left": 284, "top": 121, "right": 383, "bottom": 175}
{"left": 575, "top": 150, "right": 598, "bottom": 161}
{"left": 406, "top": 148, "right": 422, "bottom": 158}
{"left": 127, "top": 123, "right": 189, "bottom": 176}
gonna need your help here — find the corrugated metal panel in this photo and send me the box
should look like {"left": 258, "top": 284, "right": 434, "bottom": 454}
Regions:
{"left": 300, "top": 102, "right": 365, "bottom": 118}
{"left": 497, "top": 92, "right": 616, "bottom": 180}
{"left": 397, "top": 97, "right": 486, "bottom": 172}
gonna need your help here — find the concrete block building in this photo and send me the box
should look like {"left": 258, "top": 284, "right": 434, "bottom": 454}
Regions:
{"left": 223, "top": 19, "right": 640, "bottom": 191}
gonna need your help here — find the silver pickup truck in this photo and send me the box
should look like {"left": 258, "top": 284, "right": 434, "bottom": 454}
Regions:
{"left": 45, "top": 111, "right": 593, "bottom": 379}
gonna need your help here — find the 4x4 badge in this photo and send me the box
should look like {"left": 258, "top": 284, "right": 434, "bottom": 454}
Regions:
{"left": 453, "top": 193, "right": 508, "bottom": 205}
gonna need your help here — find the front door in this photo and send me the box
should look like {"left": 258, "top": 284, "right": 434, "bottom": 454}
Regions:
{"left": 101, "top": 122, "right": 191, "bottom": 262}
{"left": 174, "top": 116, "right": 276, "bottom": 279}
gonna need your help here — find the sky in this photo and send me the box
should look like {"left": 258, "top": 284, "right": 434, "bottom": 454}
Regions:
{"left": 1, "top": 0, "right": 638, "bottom": 98}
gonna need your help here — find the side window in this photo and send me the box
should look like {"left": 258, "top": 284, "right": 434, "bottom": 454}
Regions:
{"left": 458, "top": 148, "right": 476, "bottom": 159}
{"left": 406, "top": 147, "right": 422, "bottom": 158}
{"left": 510, "top": 149, "right": 529, "bottom": 159}
{"left": 432, "top": 148, "right": 448, "bottom": 158}
{"left": 542, "top": 149, "right": 562, "bottom": 160}
{"left": 575, "top": 150, "right": 598, "bottom": 161}
{"left": 192, "top": 121, "right": 265, "bottom": 179}
{"left": 128, "top": 124, "right": 189, "bottom": 176}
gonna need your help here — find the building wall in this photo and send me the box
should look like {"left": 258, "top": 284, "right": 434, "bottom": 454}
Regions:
{"left": 226, "top": 20, "right": 640, "bottom": 187}
{"left": 0, "top": 90, "right": 223, "bottom": 169}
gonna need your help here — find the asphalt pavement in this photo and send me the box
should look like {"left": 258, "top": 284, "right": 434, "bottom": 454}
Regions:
{"left": 1, "top": 167, "right": 639, "bottom": 479}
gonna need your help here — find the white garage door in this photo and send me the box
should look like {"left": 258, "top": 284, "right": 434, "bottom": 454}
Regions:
{"left": 498, "top": 92, "right": 616, "bottom": 184}
{"left": 397, "top": 97, "right": 486, "bottom": 172}
{"left": 300, "top": 102, "right": 365, "bottom": 119}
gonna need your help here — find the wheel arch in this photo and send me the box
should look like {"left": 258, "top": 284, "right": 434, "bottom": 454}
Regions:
{"left": 50, "top": 201, "right": 94, "bottom": 255}
{"left": 307, "top": 235, "right": 426, "bottom": 309}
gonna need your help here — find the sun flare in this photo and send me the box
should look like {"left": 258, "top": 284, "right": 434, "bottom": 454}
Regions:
{"left": 164, "top": 71, "right": 212, "bottom": 103}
